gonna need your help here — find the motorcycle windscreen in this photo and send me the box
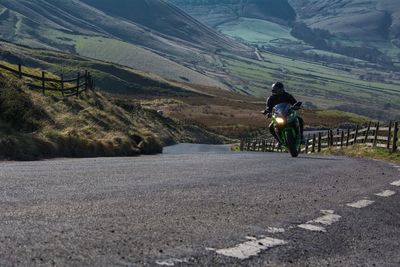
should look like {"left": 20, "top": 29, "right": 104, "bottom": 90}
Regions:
{"left": 273, "top": 103, "right": 291, "bottom": 116}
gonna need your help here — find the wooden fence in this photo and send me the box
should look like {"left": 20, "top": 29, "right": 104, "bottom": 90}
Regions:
{"left": 0, "top": 63, "right": 95, "bottom": 97}
{"left": 240, "top": 121, "right": 399, "bottom": 154}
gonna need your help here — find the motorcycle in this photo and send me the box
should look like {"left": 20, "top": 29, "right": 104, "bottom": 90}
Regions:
{"left": 267, "top": 102, "right": 302, "bottom": 157}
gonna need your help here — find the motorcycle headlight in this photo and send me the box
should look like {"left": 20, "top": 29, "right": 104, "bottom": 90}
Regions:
{"left": 276, "top": 117, "right": 285, "bottom": 124}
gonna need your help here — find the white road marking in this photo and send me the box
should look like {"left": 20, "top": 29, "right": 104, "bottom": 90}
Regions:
{"left": 156, "top": 258, "right": 189, "bottom": 266}
{"left": 205, "top": 247, "right": 216, "bottom": 251}
{"left": 298, "top": 224, "right": 326, "bottom": 232}
{"left": 266, "top": 227, "right": 285, "bottom": 233}
{"left": 245, "top": 236, "right": 257, "bottom": 241}
{"left": 391, "top": 180, "right": 400, "bottom": 187}
{"left": 215, "top": 237, "right": 287, "bottom": 259}
{"left": 307, "top": 213, "right": 341, "bottom": 226}
{"left": 375, "top": 190, "right": 396, "bottom": 197}
{"left": 346, "top": 199, "right": 375, "bottom": 209}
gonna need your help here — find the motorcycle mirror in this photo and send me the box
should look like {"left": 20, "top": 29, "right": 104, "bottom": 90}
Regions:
{"left": 293, "top": 102, "right": 302, "bottom": 110}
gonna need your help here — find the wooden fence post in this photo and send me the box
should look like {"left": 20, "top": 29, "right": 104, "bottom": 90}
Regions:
{"left": 364, "top": 121, "right": 371, "bottom": 143}
{"left": 312, "top": 134, "right": 316, "bottom": 153}
{"left": 18, "top": 64, "right": 22, "bottom": 78}
{"left": 393, "top": 122, "right": 398, "bottom": 153}
{"left": 330, "top": 130, "right": 334, "bottom": 146}
{"left": 327, "top": 131, "right": 330, "bottom": 147}
{"left": 373, "top": 122, "right": 380, "bottom": 147}
{"left": 305, "top": 138, "right": 309, "bottom": 154}
{"left": 318, "top": 132, "right": 322, "bottom": 152}
{"left": 340, "top": 130, "right": 344, "bottom": 148}
{"left": 336, "top": 129, "right": 340, "bottom": 145}
{"left": 354, "top": 125, "right": 359, "bottom": 145}
{"left": 387, "top": 121, "right": 392, "bottom": 150}
{"left": 60, "top": 74, "right": 65, "bottom": 97}
{"left": 76, "top": 72, "right": 80, "bottom": 97}
{"left": 247, "top": 139, "right": 251, "bottom": 151}
{"left": 41, "top": 71, "right": 45, "bottom": 95}
{"left": 346, "top": 128, "right": 350, "bottom": 147}
{"left": 240, "top": 139, "right": 244, "bottom": 151}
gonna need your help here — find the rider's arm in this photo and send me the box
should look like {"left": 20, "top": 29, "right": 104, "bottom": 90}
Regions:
{"left": 287, "top": 93, "right": 298, "bottom": 105}
{"left": 266, "top": 96, "right": 274, "bottom": 112}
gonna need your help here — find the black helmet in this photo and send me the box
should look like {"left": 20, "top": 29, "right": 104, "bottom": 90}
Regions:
{"left": 272, "top": 82, "right": 285, "bottom": 95}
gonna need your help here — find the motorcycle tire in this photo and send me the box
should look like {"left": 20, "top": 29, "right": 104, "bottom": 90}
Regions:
{"left": 285, "top": 130, "right": 299, "bottom": 158}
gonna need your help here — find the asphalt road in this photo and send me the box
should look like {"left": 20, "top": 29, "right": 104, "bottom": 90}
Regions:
{"left": 0, "top": 147, "right": 399, "bottom": 266}
{"left": 163, "top": 143, "right": 231, "bottom": 154}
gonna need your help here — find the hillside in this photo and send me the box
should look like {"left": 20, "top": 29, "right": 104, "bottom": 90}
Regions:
{"left": 288, "top": 0, "right": 400, "bottom": 41}
{"left": 0, "top": 40, "right": 206, "bottom": 96}
{"left": 172, "top": 0, "right": 400, "bottom": 66}
{"left": 170, "top": 0, "right": 295, "bottom": 27}
{"left": 0, "top": 0, "right": 250, "bottom": 87}
{"left": 0, "top": 0, "right": 399, "bottom": 122}
{"left": 0, "top": 66, "right": 225, "bottom": 160}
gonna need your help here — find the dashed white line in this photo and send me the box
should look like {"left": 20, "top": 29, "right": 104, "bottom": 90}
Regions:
{"left": 298, "top": 210, "right": 341, "bottom": 233}
{"left": 307, "top": 213, "right": 342, "bottom": 226}
{"left": 390, "top": 180, "right": 400, "bottom": 187}
{"left": 298, "top": 224, "right": 326, "bottom": 232}
{"left": 156, "top": 258, "right": 190, "bottom": 266}
{"left": 346, "top": 199, "right": 375, "bottom": 209}
{"left": 215, "top": 237, "right": 287, "bottom": 259}
{"left": 375, "top": 190, "right": 396, "bottom": 197}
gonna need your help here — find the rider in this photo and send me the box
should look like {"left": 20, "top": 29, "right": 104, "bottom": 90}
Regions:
{"left": 263, "top": 82, "right": 304, "bottom": 144}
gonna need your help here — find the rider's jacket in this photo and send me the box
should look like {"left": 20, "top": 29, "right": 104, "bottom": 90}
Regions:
{"left": 266, "top": 92, "right": 297, "bottom": 113}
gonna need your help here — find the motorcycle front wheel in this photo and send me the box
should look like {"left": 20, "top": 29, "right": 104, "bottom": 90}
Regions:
{"left": 285, "top": 130, "right": 299, "bottom": 158}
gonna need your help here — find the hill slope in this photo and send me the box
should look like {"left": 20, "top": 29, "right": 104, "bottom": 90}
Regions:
{"left": 288, "top": 0, "right": 400, "bottom": 41}
{"left": 0, "top": 64, "right": 225, "bottom": 160}
{"left": 172, "top": 0, "right": 400, "bottom": 65}
{"left": 0, "top": 40, "right": 207, "bottom": 96}
{"left": 170, "top": 0, "right": 296, "bottom": 27}
{"left": 0, "top": 0, "right": 250, "bottom": 87}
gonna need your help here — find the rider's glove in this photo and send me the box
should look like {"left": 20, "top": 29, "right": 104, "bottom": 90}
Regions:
{"left": 261, "top": 110, "right": 272, "bottom": 118}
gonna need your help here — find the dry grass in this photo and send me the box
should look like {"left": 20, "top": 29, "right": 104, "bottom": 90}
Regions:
{"left": 0, "top": 72, "right": 220, "bottom": 160}
{"left": 0, "top": 77, "right": 161, "bottom": 160}
{"left": 140, "top": 84, "right": 371, "bottom": 138}
{"left": 322, "top": 145, "right": 400, "bottom": 164}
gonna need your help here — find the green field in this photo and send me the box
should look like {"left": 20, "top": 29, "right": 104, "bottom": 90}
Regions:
{"left": 40, "top": 29, "right": 225, "bottom": 88}
{"left": 221, "top": 51, "right": 400, "bottom": 119}
{"left": 217, "top": 18, "right": 301, "bottom": 47}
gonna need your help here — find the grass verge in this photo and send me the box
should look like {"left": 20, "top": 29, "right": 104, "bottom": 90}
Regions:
{"left": 0, "top": 73, "right": 223, "bottom": 160}
{"left": 322, "top": 145, "right": 400, "bottom": 164}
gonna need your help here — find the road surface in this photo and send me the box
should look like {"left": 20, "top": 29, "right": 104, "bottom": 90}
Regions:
{"left": 0, "top": 147, "right": 399, "bottom": 266}
{"left": 163, "top": 143, "right": 231, "bottom": 154}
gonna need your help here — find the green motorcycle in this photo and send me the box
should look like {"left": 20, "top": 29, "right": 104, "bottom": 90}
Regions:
{"left": 271, "top": 102, "right": 302, "bottom": 157}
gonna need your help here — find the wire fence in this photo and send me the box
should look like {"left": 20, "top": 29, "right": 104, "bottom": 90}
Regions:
{"left": 0, "top": 63, "right": 95, "bottom": 97}
{"left": 241, "top": 121, "right": 399, "bottom": 154}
